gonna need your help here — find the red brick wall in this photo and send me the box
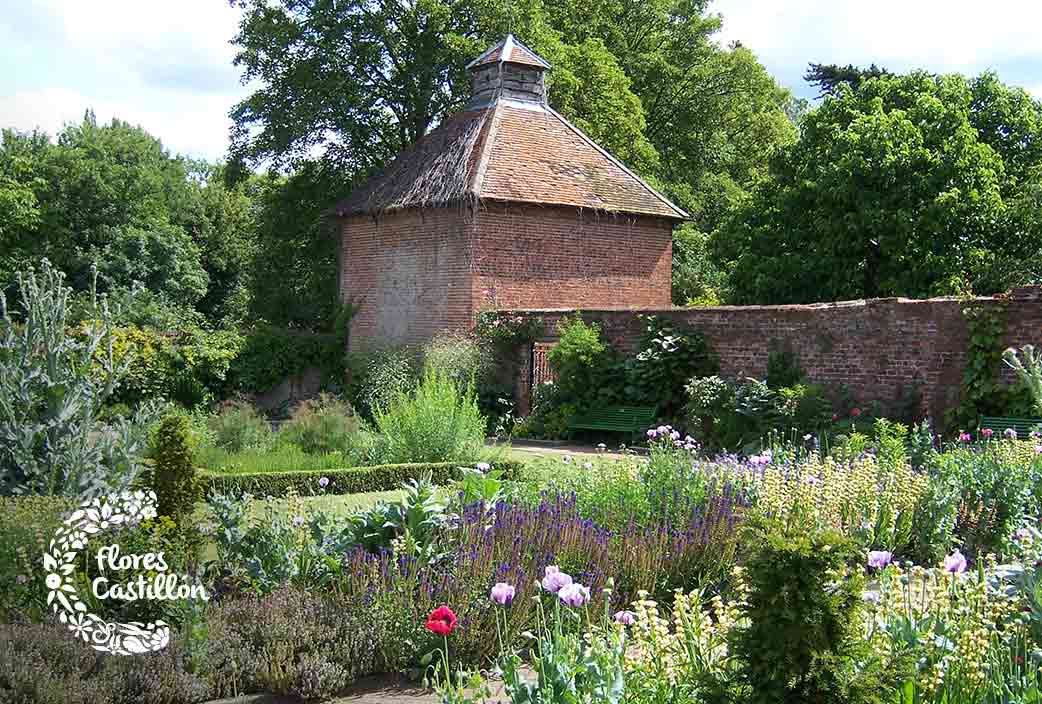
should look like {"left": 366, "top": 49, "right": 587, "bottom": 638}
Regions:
{"left": 507, "top": 288, "right": 1042, "bottom": 421}
{"left": 340, "top": 202, "right": 675, "bottom": 351}
{"left": 470, "top": 202, "right": 673, "bottom": 312}
{"left": 340, "top": 208, "right": 474, "bottom": 351}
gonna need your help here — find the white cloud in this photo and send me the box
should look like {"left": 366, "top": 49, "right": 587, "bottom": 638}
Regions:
{"left": 0, "top": 87, "right": 240, "bottom": 161}
{"left": 0, "top": 0, "right": 249, "bottom": 160}
{"left": 711, "top": 0, "right": 1042, "bottom": 95}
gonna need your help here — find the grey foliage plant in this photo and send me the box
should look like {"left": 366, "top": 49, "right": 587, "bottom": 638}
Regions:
{"left": 1004, "top": 345, "right": 1042, "bottom": 417}
{"left": 0, "top": 259, "right": 154, "bottom": 498}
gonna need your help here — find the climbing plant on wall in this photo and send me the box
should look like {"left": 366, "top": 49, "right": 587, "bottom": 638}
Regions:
{"left": 955, "top": 303, "right": 1033, "bottom": 429}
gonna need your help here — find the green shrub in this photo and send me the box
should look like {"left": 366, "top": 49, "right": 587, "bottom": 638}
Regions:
{"left": 422, "top": 331, "right": 490, "bottom": 388}
{"left": 627, "top": 315, "right": 718, "bottom": 419}
{"left": 547, "top": 315, "right": 611, "bottom": 406}
{"left": 0, "top": 496, "right": 74, "bottom": 620}
{"left": 348, "top": 346, "right": 418, "bottom": 418}
{"left": 229, "top": 325, "right": 345, "bottom": 395}
{"left": 279, "top": 393, "right": 362, "bottom": 456}
{"left": 207, "top": 401, "right": 272, "bottom": 452}
{"left": 371, "top": 370, "right": 488, "bottom": 464}
{"left": 152, "top": 413, "right": 199, "bottom": 522}
{"left": 765, "top": 341, "right": 804, "bottom": 389}
{"left": 201, "top": 460, "right": 525, "bottom": 498}
{"left": 732, "top": 517, "right": 899, "bottom": 703}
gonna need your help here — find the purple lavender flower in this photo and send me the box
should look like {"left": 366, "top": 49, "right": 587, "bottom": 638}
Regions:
{"left": 1005, "top": 427, "right": 1018, "bottom": 440}
{"left": 614, "top": 610, "right": 636, "bottom": 625}
{"left": 491, "top": 582, "right": 516, "bottom": 605}
{"left": 943, "top": 550, "right": 967, "bottom": 574}
{"left": 867, "top": 550, "right": 893, "bottom": 568}
{"left": 476, "top": 462, "right": 491, "bottom": 472}
{"left": 959, "top": 432, "right": 972, "bottom": 443}
{"left": 541, "top": 566, "right": 573, "bottom": 593}
{"left": 558, "top": 582, "right": 590, "bottom": 607}
{"left": 292, "top": 515, "right": 305, "bottom": 527}
{"left": 318, "top": 476, "right": 330, "bottom": 489}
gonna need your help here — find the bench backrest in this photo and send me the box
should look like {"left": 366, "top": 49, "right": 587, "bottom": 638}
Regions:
{"left": 979, "top": 415, "right": 1042, "bottom": 439}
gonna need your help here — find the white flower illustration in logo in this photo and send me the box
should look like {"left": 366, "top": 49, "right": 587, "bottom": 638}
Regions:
{"left": 44, "top": 490, "right": 170, "bottom": 655}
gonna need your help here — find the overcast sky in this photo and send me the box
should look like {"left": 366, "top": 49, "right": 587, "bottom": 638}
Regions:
{"left": 2, "top": 0, "right": 1041, "bottom": 162}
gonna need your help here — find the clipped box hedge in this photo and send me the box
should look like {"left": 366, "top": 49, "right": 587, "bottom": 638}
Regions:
{"left": 201, "top": 459, "right": 525, "bottom": 498}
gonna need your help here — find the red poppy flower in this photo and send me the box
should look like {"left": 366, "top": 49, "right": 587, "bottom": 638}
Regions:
{"left": 425, "top": 605, "right": 458, "bottom": 636}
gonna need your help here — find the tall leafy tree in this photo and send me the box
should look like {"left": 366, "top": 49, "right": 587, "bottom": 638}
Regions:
{"left": 716, "top": 71, "right": 1042, "bottom": 304}
{"left": 0, "top": 114, "right": 260, "bottom": 325}
{"left": 229, "top": 0, "right": 798, "bottom": 309}
{"left": 805, "top": 62, "right": 890, "bottom": 98}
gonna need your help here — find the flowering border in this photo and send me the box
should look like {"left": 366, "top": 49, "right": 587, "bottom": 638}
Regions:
{"left": 44, "top": 490, "right": 171, "bottom": 655}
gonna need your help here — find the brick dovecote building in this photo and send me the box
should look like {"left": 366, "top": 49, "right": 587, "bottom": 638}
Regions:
{"left": 335, "top": 35, "right": 686, "bottom": 350}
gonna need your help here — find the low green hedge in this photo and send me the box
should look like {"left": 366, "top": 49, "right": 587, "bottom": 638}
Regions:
{"left": 201, "top": 459, "right": 525, "bottom": 498}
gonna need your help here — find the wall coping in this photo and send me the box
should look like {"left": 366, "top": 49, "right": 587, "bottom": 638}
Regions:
{"left": 502, "top": 291, "right": 1036, "bottom": 315}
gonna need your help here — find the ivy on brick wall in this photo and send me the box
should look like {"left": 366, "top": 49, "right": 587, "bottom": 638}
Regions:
{"left": 955, "top": 303, "right": 1033, "bottom": 427}
{"left": 229, "top": 325, "right": 346, "bottom": 394}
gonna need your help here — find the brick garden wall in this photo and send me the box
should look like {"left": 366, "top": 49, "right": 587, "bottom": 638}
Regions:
{"left": 509, "top": 287, "right": 1042, "bottom": 421}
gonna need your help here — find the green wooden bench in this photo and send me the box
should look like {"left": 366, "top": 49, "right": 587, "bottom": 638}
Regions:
{"left": 568, "top": 406, "right": 657, "bottom": 440}
{"left": 979, "top": 416, "right": 1042, "bottom": 440}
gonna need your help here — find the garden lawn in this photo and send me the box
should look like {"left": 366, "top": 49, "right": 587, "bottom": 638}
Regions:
{"left": 250, "top": 490, "right": 405, "bottom": 520}
{"left": 197, "top": 444, "right": 352, "bottom": 474}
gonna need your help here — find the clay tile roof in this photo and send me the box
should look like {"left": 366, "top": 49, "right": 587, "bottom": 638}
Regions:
{"left": 466, "top": 34, "right": 551, "bottom": 70}
{"left": 474, "top": 103, "right": 686, "bottom": 219}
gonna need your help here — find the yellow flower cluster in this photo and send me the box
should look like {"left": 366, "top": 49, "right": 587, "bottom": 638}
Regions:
{"left": 755, "top": 453, "right": 927, "bottom": 549}
{"left": 625, "top": 568, "right": 748, "bottom": 688}
{"left": 870, "top": 559, "right": 1029, "bottom": 699}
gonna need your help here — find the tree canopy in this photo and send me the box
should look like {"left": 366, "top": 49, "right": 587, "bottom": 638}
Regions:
{"left": 715, "top": 71, "right": 1042, "bottom": 304}
{"left": 0, "top": 113, "right": 258, "bottom": 326}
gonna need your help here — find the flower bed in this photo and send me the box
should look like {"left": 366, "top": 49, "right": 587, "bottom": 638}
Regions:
{"left": 7, "top": 422, "right": 1042, "bottom": 703}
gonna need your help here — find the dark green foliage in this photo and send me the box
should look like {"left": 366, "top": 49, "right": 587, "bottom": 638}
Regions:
{"left": 765, "top": 342, "right": 804, "bottom": 389}
{"left": 732, "top": 518, "right": 899, "bottom": 704}
{"left": 672, "top": 225, "right": 727, "bottom": 305}
{"left": 201, "top": 460, "right": 524, "bottom": 498}
{"left": 152, "top": 414, "right": 199, "bottom": 523}
{"left": 627, "top": 315, "right": 718, "bottom": 420}
{"left": 804, "top": 62, "right": 890, "bottom": 97}
{"left": 247, "top": 166, "right": 351, "bottom": 330}
{"left": 229, "top": 324, "right": 348, "bottom": 394}
{"left": 685, "top": 376, "right": 831, "bottom": 452}
{"left": 718, "top": 71, "right": 1042, "bottom": 304}
{"left": 0, "top": 115, "right": 258, "bottom": 326}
